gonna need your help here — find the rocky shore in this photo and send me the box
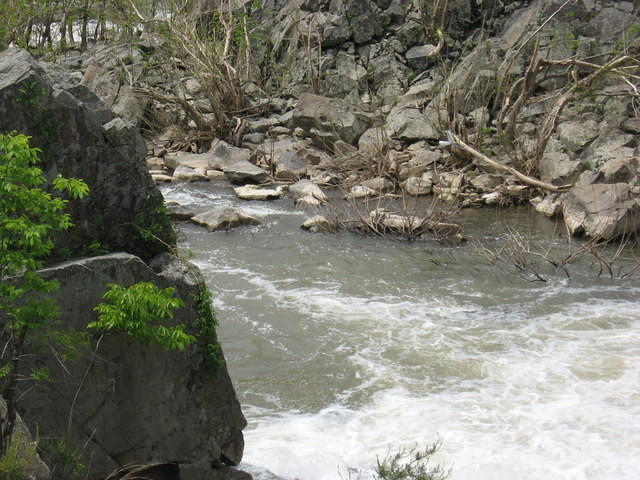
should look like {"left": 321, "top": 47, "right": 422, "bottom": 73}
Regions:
{"left": 53, "top": 0, "right": 639, "bottom": 243}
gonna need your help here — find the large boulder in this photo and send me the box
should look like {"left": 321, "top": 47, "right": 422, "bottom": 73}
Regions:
{"left": 562, "top": 183, "right": 640, "bottom": 239}
{"left": 290, "top": 93, "right": 371, "bottom": 146}
{"left": 15, "top": 253, "right": 246, "bottom": 480}
{"left": 209, "top": 140, "right": 270, "bottom": 184}
{"left": 0, "top": 47, "right": 174, "bottom": 260}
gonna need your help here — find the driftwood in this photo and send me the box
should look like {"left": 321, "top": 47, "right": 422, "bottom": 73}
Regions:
{"left": 445, "top": 131, "right": 572, "bottom": 193}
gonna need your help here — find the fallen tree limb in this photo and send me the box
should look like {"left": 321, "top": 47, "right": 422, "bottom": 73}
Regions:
{"left": 445, "top": 131, "right": 572, "bottom": 193}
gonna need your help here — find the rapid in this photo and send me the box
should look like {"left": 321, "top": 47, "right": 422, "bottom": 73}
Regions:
{"left": 162, "top": 182, "right": 640, "bottom": 480}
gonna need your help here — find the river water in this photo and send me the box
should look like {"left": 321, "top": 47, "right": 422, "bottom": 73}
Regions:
{"left": 162, "top": 182, "right": 640, "bottom": 480}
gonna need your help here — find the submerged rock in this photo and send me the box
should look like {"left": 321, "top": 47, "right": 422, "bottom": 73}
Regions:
{"left": 301, "top": 215, "right": 333, "bottom": 232}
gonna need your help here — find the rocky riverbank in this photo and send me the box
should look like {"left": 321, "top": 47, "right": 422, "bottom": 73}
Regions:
{"left": 51, "top": 0, "right": 639, "bottom": 243}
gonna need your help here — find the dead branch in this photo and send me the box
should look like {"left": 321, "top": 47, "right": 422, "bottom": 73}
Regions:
{"left": 533, "top": 55, "right": 634, "bottom": 162}
{"left": 132, "top": 87, "right": 210, "bottom": 132}
{"left": 446, "top": 131, "right": 572, "bottom": 193}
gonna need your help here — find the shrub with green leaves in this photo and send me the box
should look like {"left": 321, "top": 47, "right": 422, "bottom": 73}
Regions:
{"left": 91, "top": 282, "right": 195, "bottom": 351}
{"left": 0, "top": 132, "right": 88, "bottom": 456}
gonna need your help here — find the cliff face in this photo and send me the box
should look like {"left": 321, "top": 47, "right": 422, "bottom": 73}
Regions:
{"left": 0, "top": 47, "right": 174, "bottom": 260}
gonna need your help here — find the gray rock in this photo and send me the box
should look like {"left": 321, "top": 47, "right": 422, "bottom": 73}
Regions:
{"left": 347, "top": 185, "right": 377, "bottom": 199}
{"left": 402, "top": 173, "right": 433, "bottom": 196}
{"left": 539, "top": 147, "right": 582, "bottom": 185}
{"left": 209, "top": 140, "right": 270, "bottom": 184}
{"left": 358, "top": 127, "right": 386, "bottom": 155}
{"left": 164, "top": 151, "right": 212, "bottom": 171}
{"left": 191, "top": 207, "right": 261, "bottom": 231}
{"left": 16, "top": 253, "right": 246, "bottom": 480}
{"left": 234, "top": 184, "right": 286, "bottom": 200}
{"left": 0, "top": 47, "right": 173, "bottom": 259}
{"left": 322, "top": 14, "right": 351, "bottom": 47}
{"left": 469, "top": 173, "right": 504, "bottom": 193}
{"left": 302, "top": 215, "right": 332, "bottom": 232}
{"left": 290, "top": 93, "right": 371, "bottom": 146}
{"left": 172, "top": 165, "right": 208, "bottom": 182}
{"left": 165, "top": 201, "right": 196, "bottom": 220}
{"left": 620, "top": 117, "right": 640, "bottom": 134}
{"left": 0, "top": 397, "right": 51, "bottom": 480}
{"left": 361, "top": 176, "right": 395, "bottom": 194}
{"left": 405, "top": 44, "right": 437, "bottom": 71}
{"left": 385, "top": 107, "right": 440, "bottom": 142}
{"left": 395, "top": 81, "right": 436, "bottom": 109}
{"left": 563, "top": 183, "right": 640, "bottom": 239}
{"left": 534, "top": 194, "right": 563, "bottom": 217}
{"left": 600, "top": 157, "right": 638, "bottom": 184}
{"left": 557, "top": 119, "right": 599, "bottom": 152}
{"left": 274, "top": 151, "right": 307, "bottom": 180}
{"left": 289, "top": 180, "right": 328, "bottom": 203}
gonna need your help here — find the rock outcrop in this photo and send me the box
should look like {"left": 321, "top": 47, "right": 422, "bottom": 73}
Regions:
{"left": 16, "top": 253, "right": 246, "bottom": 480}
{"left": 0, "top": 47, "right": 174, "bottom": 260}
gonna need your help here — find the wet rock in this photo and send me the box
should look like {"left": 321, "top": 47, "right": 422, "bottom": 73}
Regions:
{"left": 368, "top": 208, "right": 424, "bottom": 232}
{"left": 234, "top": 184, "right": 286, "bottom": 201}
{"left": 191, "top": 207, "right": 261, "bottom": 232}
{"left": 152, "top": 173, "right": 173, "bottom": 183}
{"left": 172, "top": 165, "right": 208, "bottom": 182}
{"left": 563, "top": 183, "right": 640, "bottom": 239}
{"left": 165, "top": 201, "right": 196, "bottom": 220}
{"left": 209, "top": 140, "right": 269, "bottom": 184}
{"left": 534, "top": 194, "right": 563, "bottom": 217}
{"left": 302, "top": 215, "right": 332, "bottom": 232}
{"left": 289, "top": 180, "right": 328, "bottom": 203}
{"left": 482, "top": 191, "right": 504, "bottom": 205}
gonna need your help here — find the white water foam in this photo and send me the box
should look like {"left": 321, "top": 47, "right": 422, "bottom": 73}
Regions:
{"left": 230, "top": 276, "right": 640, "bottom": 480}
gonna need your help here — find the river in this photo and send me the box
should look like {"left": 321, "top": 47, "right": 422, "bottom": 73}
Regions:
{"left": 162, "top": 181, "right": 640, "bottom": 480}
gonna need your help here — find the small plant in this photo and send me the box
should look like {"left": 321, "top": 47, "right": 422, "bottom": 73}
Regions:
{"left": 193, "top": 284, "right": 224, "bottom": 373}
{"left": 375, "top": 442, "right": 450, "bottom": 480}
{"left": 90, "top": 282, "right": 194, "bottom": 352}
{"left": 0, "top": 427, "right": 39, "bottom": 480}
{"left": 39, "top": 437, "right": 85, "bottom": 479}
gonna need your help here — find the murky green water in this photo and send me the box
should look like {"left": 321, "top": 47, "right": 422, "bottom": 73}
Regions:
{"left": 163, "top": 182, "right": 640, "bottom": 480}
